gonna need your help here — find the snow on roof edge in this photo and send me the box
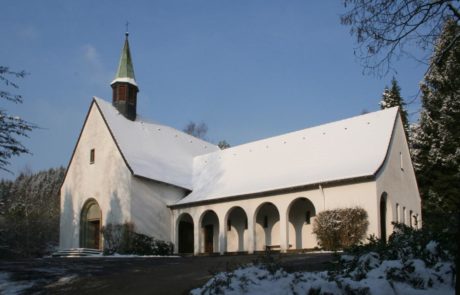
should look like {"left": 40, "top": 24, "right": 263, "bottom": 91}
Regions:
{"left": 171, "top": 173, "right": 376, "bottom": 208}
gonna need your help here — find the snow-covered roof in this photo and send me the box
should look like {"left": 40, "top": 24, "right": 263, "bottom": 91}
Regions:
{"left": 94, "top": 96, "right": 398, "bottom": 205}
{"left": 175, "top": 107, "right": 399, "bottom": 205}
{"left": 94, "top": 97, "right": 219, "bottom": 189}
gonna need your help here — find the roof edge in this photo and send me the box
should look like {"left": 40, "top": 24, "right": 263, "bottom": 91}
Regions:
{"left": 169, "top": 174, "right": 375, "bottom": 209}
{"left": 110, "top": 77, "right": 138, "bottom": 87}
{"left": 373, "top": 107, "right": 400, "bottom": 177}
{"left": 93, "top": 97, "right": 134, "bottom": 175}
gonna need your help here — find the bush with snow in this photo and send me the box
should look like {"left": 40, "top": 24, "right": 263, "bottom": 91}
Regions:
{"left": 313, "top": 207, "right": 369, "bottom": 251}
{"left": 192, "top": 223, "right": 455, "bottom": 295}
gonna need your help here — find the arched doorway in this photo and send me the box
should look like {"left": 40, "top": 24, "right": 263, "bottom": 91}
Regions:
{"left": 177, "top": 213, "right": 194, "bottom": 254}
{"left": 225, "top": 207, "right": 248, "bottom": 252}
{"left": 288, "top": 198, "right": 316, "bottom": 249}
{"left": 200, "top": 210, "right": 219, "bottom": 253}
{"left": 80, "top": 199, "right": 102, "bottom": 249}
{"left": 255, "top": 203, "right": 280, "bottom": 251}
{"left": 380, "top": 193, "right": 388, "bottom": 242}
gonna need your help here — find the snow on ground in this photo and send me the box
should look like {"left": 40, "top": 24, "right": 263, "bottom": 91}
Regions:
{"left": 45, "top": 274, "right": 78, "bottom": 288}
{"left": 100, "top": 254, "right": 180, "bottom": 258}
{"left": 0, "top": 272, "right": 35, "bottom": 295}
{"left": 192, "top": 255, "right": 454, "bottom": 295}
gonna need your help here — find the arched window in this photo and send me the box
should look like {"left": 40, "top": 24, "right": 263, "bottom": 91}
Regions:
{"left": 177, "top": 213, "right": 194, "bottom": 254}
{"left": 225, "top": 206, "right": 248, "bottom": 252}
{"left": 200, "top": 210, "right": 219, "bottom": 253}
{"left": 288, "top": 198, "right": 316, "bottom": 250}
{"left": 380, "top": 193, "right": 387, "bottom": 242}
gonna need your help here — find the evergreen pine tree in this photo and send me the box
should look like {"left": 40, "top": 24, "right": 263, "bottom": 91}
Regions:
{"left": 412, "top": 19, "right": 460, "bottom": 235}
{"left": 0, "top": 167, "right": 65, "bottom": 257}
{"left": 379, "top": 77, "right": 410, "bottom": 137}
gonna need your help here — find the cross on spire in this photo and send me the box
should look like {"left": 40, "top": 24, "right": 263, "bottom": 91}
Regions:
{"left": 125, "top": 21, "right": 129, "bottom": 37}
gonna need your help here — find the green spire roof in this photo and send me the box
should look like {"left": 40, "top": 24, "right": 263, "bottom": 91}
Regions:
{"left": 111, "top": 33, "right": 137, "bottom": 87}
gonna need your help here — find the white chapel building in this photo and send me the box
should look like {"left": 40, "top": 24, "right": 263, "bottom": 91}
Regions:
{"left": 59, "top": 34, "right": 421, "bottom": 255}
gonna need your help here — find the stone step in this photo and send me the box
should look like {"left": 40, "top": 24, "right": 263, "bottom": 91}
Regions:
{"left": 52, "top": 248, "right": 102, "bottom": 257}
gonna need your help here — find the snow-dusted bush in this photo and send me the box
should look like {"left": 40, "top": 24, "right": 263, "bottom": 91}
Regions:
{"left": 101, "top": 222, "right": 173, "bottom": 256}
{"left": 193, "top": 223, "right": 455, "bottom": 294}
{"left": 313, "top": 207, "right": 369, "bottom": 250}
{"left": 345, "top": 223, "right": 453, "bottom": 265}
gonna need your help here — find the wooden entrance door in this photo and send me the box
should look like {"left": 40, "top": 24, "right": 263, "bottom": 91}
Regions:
{"left": 89, "top": 220, "right": 101, "bottom": 249}
{"left": 87, "top": 220, "right": 101, "bottom": 249}
{"left": 204, "top": 225, "right": 214, "bottom": 253}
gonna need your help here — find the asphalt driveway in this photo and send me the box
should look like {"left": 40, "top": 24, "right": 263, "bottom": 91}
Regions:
{"left": 0, "top": 252, "right": 335, "bottom": 295}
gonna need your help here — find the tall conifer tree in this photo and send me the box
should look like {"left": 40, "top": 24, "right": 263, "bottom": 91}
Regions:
{"left": 412, "top": 22, "right": 460, "bottom": 284}
{"left": 413, "top": 19, "right": 460, "bottom": 223}
{"left": 379, "top": 77, "right": 410, "bottom": 137}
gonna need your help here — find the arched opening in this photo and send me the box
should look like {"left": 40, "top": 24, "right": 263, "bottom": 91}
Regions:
{"left": 225, "top": 207, "right": 248, "bottom": 252}
{"left": 177, "top": 213, "right": 194, "bottom": 254}
{"left": 200, "top": 210, "right": 219, "bottom": 253}
{"left": 380, "top": 193, "right": 388, "bottom": 242}
{"left": 80, "top": 199, "right": 102, "bottom": 249}
{"left": 255, "top": 202, "right": 280, "bottom": 251}
{"left": 288, "top": 198, "right": 316, "bottom": 250}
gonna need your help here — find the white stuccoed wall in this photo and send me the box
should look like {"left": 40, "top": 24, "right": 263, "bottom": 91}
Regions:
{"left": 130, "top": 176, "right": 186, "bottom": 242}
{"left": 172, "top": 179, "right": 379, "bottom": 254}
{"left": 59, "top": 103, "right": 132, "bottom": 249}
{"left": 375, "top": 113, "right": 422, "bottom": 239}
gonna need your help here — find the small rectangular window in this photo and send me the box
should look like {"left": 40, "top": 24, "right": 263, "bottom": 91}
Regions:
{"left": 395, "top": 203, "right": 399, "bottom": 223}
{"left": 305, "top": 211, "right": 311, "bottom": 224}
{"left": 263, "top": 216, "right": 268, "bottom": 228}
{"left": 90, "top": 149, "right": 95, "bottom": 164}
{"left": 227, "top": 219, "right": 231, "bottom": 231}
{"left": 409, "top": 210, "right": 413, "bottom": 227}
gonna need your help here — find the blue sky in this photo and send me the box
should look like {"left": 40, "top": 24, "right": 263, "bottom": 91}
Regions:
{"left": 0, "top": 0, "right": 427, "bottom": 179}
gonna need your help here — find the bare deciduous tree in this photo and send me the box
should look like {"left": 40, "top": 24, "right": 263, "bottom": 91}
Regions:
{"left": 183, "top": 121, "right": 208, "bottom": 140}
{"left": 341, "top": 0, "right": 460, "bottom": 75}
{"left": 0, "top": 66, "right": 36, "bottom": 172}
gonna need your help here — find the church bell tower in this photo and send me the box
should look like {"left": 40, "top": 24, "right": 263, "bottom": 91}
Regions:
{"left": 111, "top": 32, "right": 138, "bottom": 121}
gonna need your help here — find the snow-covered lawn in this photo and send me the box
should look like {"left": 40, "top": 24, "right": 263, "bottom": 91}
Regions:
{"left": 192, "top": 224, "right": 456, "bottom": 295}
{"left": 191, "top": 256, "right": 454, "bottom": 295}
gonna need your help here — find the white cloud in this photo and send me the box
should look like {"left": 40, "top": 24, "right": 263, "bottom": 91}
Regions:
{"left": 81, "top": 44, "right": 112, "bottom": 87}
{"left": 82, "top": 44, "right": 102, "bottom": 67}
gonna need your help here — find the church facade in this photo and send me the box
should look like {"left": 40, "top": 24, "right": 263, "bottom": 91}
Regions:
{"left": 59, "top": 35, "right": 421, "bottom": 254}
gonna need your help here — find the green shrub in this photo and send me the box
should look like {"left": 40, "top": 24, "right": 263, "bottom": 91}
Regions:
{"left": 101, "top": 222, "right": 135, "bottom": 255}
{"left": 313, "top": 207, "right": 369, "bottom": 251}
{"left": 101, "top": 222, "right": 173, "bottom": 256}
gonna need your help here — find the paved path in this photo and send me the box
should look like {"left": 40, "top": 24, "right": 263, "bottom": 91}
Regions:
{"left": 0, "top": 252, "right": 335, "bottom": 295}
